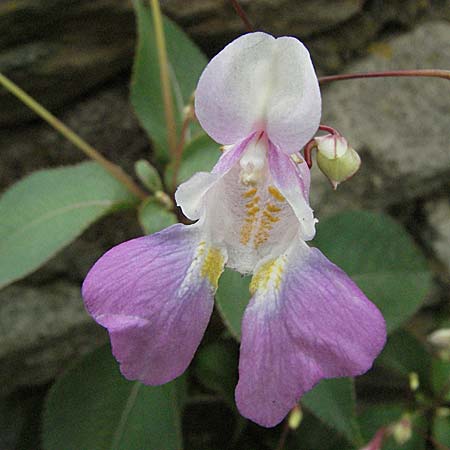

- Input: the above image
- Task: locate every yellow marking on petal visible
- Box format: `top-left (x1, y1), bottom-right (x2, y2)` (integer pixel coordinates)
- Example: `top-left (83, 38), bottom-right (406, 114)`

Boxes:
top-left (263, 211), bottom-right (280, 222)
top-left (268, 185), bottom-right (285, 202)
top-left (200, 247), bottom-right (224, 288)
top-left (250, 258), bottom-right (285, 295)
top-left (266, 203), bottom-right (281, 213)
top-left (243, 188), bottom-right (257, 198)
top-left (245, 196), bottom-right (259, 208)
top-left (240, 188), bottom-right (260, 245)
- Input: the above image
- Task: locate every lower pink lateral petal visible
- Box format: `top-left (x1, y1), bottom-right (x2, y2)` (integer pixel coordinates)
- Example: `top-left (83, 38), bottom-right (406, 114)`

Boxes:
top-left (236, 242), bottom-right (386, 427)
top-left (82, 224), bottom-right (223, 385)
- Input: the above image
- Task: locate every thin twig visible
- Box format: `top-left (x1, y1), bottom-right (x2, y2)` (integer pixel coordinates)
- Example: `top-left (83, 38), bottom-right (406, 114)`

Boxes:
top-left (230, 0), bottom-right (253, 32)
top-left (275, 419), bottom-right (290, 450)
top-left (0, 72), bottom-right (146, 200)
top-left (319, 69), bottom-right (450, 84)
top-left (149, 0), bottom-right (178, 157)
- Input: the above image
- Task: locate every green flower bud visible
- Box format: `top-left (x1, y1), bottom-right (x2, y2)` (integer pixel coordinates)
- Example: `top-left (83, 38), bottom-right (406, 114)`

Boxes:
top-left (134, 159), bottom-right (163, 192)
top-left (315, 134), bottom-right (361, 189)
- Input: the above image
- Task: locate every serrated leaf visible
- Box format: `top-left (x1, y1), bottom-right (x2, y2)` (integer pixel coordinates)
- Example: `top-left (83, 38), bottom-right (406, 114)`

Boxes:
top-left (0, 162), bottom-right (135, 289)
top-left (42, 344), bottom-right (184, 450)
top-left (138, 197), bottom-right (177, 234)
top-left (314, 211), bottom-right (432, 333)
top-left (302, 378), bottom-right (362, 446)
top-left (131, 0), bottom-right (207, 160)
top-left (165, 133), bottom-right (220, 187)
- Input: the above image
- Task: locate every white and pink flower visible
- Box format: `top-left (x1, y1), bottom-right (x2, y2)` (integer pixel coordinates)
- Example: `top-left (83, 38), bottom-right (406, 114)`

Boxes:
top-left (82, 32), bottom-right (386, 427)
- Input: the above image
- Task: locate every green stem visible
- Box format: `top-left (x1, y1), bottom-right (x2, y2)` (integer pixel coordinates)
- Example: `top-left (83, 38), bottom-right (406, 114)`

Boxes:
top-left (149, 0), bottom-right (178, 158)
top-left (0, 73), bottom-right (147, 200)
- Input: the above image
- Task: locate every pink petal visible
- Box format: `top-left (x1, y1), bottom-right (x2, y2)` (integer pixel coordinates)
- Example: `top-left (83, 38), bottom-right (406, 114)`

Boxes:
top-left (267, 142), bottom-right (316, 240)
top-left (175, 133), bottom-right (255, 221)
top-left (235, 241), bottom-right (386, 427)
top-left (82, 224), bottom-right (225, 385)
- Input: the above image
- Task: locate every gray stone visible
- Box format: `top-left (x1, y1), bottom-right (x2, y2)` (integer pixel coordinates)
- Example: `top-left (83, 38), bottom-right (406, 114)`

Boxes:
top-left (312, 21), bottom-right (450, 216)
top-left (163, 0), bottom-right (363, 40)
top-left (0, 0), bottom-right (136, 126)
top-left (0, 281), bottom-right (106, 396)
top-left (0, 82), bottom-right (150, 191)
top-left (424, 194), bottom-right (450, 276)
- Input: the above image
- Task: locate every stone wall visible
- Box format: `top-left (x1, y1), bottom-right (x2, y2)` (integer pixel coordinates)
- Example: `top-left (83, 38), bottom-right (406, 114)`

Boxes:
top-left (0, 0), bottom-right (449, 438)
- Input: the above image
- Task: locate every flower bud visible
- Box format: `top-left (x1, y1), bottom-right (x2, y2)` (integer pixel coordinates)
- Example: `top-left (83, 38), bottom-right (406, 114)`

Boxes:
top-left (390, 414), bottom-right (412, 445)
top-left (315, 134), bottom-right (361, 189)
top-left (409, 372), bottom-right (419, 391)
top-left (288, 405), bottom-right (303, 429)
top-left (428, 328), bottom-right (450, 350)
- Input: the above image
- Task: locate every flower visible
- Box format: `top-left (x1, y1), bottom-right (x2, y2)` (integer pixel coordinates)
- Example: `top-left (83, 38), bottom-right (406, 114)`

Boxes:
top-left (82, 32), bottom-right (386, 427)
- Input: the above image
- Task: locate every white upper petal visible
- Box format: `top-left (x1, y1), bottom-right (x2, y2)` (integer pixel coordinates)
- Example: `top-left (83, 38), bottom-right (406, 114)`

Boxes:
top-left (265, 36), bottom-right (321, 153)
top-left (195, 32), bottom-right (321, 152)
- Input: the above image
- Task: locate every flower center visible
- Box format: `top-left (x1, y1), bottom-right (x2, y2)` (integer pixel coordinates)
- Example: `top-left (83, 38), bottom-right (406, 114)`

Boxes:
top-left (239, 135), bottom-right (268, 186)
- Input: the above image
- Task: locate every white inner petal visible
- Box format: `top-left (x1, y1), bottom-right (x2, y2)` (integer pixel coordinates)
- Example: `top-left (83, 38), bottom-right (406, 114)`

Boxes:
top-left (205, 137), bottom-right (301, 273)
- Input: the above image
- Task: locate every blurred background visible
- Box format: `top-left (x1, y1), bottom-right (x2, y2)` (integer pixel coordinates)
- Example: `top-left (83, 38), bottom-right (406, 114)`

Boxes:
top-left (0, 1), bottom-right (449, 449)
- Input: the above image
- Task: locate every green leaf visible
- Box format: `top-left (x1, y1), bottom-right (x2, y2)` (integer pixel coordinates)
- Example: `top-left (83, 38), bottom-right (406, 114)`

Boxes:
top-left (131, 0), bottom-right (207, 160)
top-left (376, 329), bottom-right (431, 388)
top-left (288, 412), bottom-right (353, 450)
top-left (432, 410), bottom-right (450, 447)
top-left (138, 197), bottom-right (177, 234)
top-left (314, 210), bottom-right (432, 333)
top-left (431, 358), bottom-right (450, 401)
top-left (193, 340), bottom-right (238, 408)
top-left (302, 378), bottom-right (362, 446)
top-left (135, 159), bottom-right (163, 192)
top-left (359, 405), bottom-right (426, 450)
top-left (215, 268), bottom-right (251, 341)
top-left (165, 133), bottom-right (220, 186)
top-left (42, 344), bottom-right (184, 450)
top-left (0, 162), bottom-right (135, 289)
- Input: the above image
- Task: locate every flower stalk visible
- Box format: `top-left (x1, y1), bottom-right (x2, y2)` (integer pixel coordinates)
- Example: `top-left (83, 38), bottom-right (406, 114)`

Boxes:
top-left (230, 0), bottom-right (253, 32)
top-left (319, 69), bottom-right (450, 84)
top-left (0, 72), bottom-right (147, 200)
top-left (149, 0), bottom-right (178, 158)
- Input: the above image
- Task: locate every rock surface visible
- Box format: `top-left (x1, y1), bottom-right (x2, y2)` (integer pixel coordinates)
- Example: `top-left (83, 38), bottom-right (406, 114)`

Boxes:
top-left (424, 195), bottom-right (450, 277)
top-left (2, 0), bottom-right (447, 124)
top-left (311, 21), bottom-right (450, 216)
top-left (0, 1), bottom-right (449, 402)
top-left (0, 281), bottom-right (106, 396)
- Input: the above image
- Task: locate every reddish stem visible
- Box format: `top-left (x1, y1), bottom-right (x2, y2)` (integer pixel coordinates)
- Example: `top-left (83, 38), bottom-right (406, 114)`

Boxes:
top-left (319, 69), bottom-right (450, 84)
top-left (230, 0), bottom-right (253, 32)
top-left (362, 427), bottom-right (387, 450)
top-left (318, 124), bottom-right (339, 135)
top-left (303, 139), bottom-right (316, 168)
